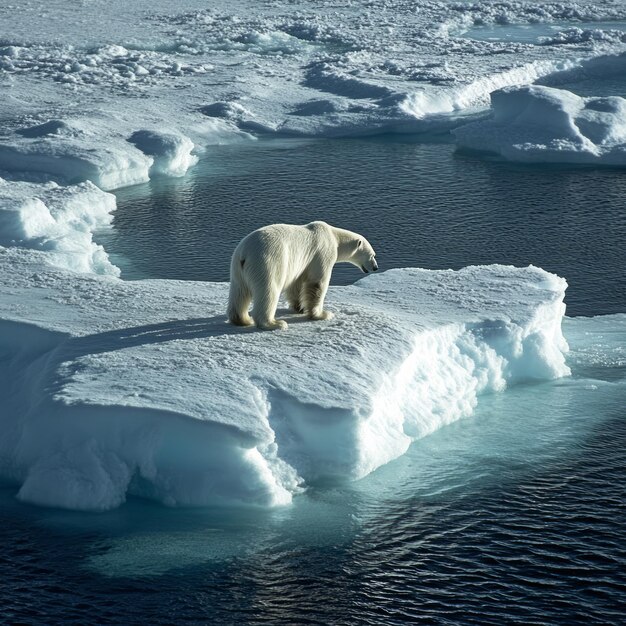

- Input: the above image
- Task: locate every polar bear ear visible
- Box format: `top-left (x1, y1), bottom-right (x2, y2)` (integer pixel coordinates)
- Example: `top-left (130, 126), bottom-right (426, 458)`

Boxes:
top-left (350, 239), bottom-right (362, 255)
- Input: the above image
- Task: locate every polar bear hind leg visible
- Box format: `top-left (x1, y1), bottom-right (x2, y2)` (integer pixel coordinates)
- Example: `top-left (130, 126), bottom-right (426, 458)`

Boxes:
top-left (251, 278), bottom-right (288, 330)
top-left (303, 275), bottom-right (334, 321)
top-left (227, 262), bottom-right (254, 327)
top-left (285, 277), bottom-right (305, 313)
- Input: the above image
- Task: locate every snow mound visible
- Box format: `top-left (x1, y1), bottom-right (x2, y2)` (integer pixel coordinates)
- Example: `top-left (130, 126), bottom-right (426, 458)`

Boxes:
top-left (454, 84), bottom-right (626, 165)
top-left (0, 122), bottom-right (153, 191)
top-left (0, 250), bottom-right (569, 511)
top-left (129, 130), bottom-right (198, 178)
top-left (0, 116), bottom-right (208, 190)
top-left (0, 178), bottom-right (118, 275)
top-left (539, 27), bottom-right (626, 46)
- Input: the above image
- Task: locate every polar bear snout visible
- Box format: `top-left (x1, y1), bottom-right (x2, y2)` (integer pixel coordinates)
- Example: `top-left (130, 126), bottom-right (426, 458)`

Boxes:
top-left (360, 255), bottom-right (378, 273)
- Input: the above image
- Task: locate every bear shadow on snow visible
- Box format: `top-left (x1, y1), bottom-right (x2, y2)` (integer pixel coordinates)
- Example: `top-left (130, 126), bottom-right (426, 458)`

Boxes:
top-left (64, 310), bottom-right (313, 360)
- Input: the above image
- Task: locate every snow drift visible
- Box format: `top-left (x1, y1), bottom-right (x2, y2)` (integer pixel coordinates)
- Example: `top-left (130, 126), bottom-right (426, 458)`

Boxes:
top-left (454, 84), bottom-right (626, 165)
top-left (0, 117), bottom-right (203, 191)
top-left (0, 248), bottom-right (569, 511)
top-left (0, 177), bottom-right (118, 275)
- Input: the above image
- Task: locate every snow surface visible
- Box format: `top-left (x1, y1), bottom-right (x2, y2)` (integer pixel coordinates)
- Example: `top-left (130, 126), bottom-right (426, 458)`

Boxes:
top-left (454, 81), bottom-right (626, 164)
top-left (0, 246), bottom-right (569, 511)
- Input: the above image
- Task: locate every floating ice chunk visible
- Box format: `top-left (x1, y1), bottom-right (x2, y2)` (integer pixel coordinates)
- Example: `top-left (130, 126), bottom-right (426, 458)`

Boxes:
top-left (0, 115), bottom-right (220, 190)
top-left (0, 178), bottom-right (118, 275)
top-left (0, 252), bottom-right (569, 511)
top-left (129, 130), bottom-right (198, 178)
top-left (454, 84), bottom-right (626, 165)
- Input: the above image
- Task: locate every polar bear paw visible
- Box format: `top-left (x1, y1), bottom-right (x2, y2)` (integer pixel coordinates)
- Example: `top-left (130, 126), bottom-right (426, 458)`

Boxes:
top-left (258, 319), bottom-right (289, 331)
top-left (309, 310), bottom-right (334, 321)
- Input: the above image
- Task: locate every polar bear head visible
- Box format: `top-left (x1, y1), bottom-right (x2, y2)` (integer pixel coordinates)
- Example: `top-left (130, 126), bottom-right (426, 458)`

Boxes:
top-left (349, 236), bottom-right (378, 274)
top-left (329, 224), bottom-right (378, 273)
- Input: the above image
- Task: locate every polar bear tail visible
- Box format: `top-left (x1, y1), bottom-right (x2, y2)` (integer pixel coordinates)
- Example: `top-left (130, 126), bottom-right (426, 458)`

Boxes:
top-left (227, 253), bottom-right (254, 326)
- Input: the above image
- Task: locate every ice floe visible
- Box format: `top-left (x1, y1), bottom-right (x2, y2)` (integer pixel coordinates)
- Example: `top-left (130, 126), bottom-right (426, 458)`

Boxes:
top-left (0, 178), bottom-right (118, 275)
top-left (0, 115), bottom-right (214, 190)
top-left (129, 130), bottom-right (198, 178)
top-left (0, 247), bottom-right (569, 510)
top-left (454, 84), bottom-right (626, 165)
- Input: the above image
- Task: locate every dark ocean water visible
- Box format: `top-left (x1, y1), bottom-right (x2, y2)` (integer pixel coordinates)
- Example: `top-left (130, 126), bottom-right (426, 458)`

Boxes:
top-left (3, 138), bottom-right (625, 624)
top-left (100, 138), bottom-right (626, 316)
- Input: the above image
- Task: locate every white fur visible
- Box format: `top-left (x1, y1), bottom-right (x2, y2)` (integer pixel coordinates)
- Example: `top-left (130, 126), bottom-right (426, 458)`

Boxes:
top-left (227, 221), bottom-right (378, 330)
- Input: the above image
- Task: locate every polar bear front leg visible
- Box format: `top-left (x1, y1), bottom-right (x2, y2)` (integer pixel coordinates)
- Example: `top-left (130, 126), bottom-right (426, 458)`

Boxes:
top-left (304, 274), bottom-right (334, 321)
top-left (251, 282), bottom-right (288, 330)
top-left (285, 279), bottom-right (305, 314)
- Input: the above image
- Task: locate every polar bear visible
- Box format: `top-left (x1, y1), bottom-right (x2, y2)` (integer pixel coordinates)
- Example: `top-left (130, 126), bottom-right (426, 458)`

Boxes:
top-left (227, 221), bottom-right (378, 330)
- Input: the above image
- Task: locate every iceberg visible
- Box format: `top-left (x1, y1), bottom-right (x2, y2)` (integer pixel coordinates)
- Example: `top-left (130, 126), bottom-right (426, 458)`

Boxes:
top-left (0, 247), bottom-right (569, 511)
top-left (453, 84), bottom-right (626, 165)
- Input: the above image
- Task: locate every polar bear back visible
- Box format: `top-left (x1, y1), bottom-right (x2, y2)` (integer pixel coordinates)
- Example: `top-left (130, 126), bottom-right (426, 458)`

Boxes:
top-left (234, 221), bottom-right (336, 286)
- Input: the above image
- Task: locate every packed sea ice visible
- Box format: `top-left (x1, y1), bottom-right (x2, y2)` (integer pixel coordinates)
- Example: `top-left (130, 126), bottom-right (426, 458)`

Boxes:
top-left (1, 0), bottom-right (625, 195)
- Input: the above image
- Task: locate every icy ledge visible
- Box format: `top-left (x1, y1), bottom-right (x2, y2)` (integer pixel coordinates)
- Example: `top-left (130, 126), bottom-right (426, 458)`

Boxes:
top-left (454, 84), bottom-right (626, 166)
top-left (0, 116), bottom-right (243, 191)
top-left (0, 249), bottom-right (569, 511)
top-left (0, 177), bottom-right (118, 275)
